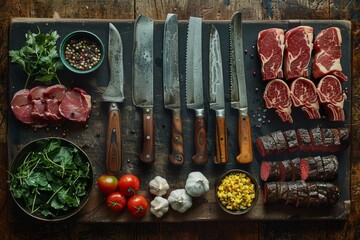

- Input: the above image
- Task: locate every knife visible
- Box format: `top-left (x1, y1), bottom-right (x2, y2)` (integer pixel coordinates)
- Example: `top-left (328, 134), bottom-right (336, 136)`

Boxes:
top-left (163, 13), bottom-right (184, 166)
top-left (230, 12), bottom-right (253, 164)
top-left (209, 24), bottom-right (228, 164)
top-left (186, 17), bottom-right (208, 164)
top-left (102, 23), bottom-right (124, 174)
top-left (132, 15), bottom-right (155, 164)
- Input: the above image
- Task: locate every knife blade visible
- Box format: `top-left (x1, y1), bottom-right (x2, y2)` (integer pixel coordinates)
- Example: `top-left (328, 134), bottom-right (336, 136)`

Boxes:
top-left (163, 13), bottom-right (184, 166)
top-left (186, 16), bottom-right (208, 164)
top-left (209, 24), bottom-right (228, 164)
top-left (102, 23), bottom-right (124, 174)
top-left (230, 12), bottom-right (253, 164)
top-left (132, 15), bottom-right (155, 164)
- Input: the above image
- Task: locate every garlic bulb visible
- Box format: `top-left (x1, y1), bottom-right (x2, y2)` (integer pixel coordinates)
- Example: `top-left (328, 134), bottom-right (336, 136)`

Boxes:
top-left (149, 176), bottom-right (170, 196)
top-left (185, 171), bottom-right (209, 197)
top-left (150, 196), bottom-right (169, 218)
top-left (168, 189), bottom-right (192, 213)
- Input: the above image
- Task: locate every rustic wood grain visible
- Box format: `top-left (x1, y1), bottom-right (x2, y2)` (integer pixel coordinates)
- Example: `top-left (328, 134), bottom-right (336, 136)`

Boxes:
top-left (1, 0), bottom-right (360, 239)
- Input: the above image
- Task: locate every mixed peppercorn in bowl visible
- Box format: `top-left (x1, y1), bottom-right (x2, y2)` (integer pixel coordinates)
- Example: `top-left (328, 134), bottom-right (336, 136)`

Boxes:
top-left (216, 169), bottom-right (259, 215)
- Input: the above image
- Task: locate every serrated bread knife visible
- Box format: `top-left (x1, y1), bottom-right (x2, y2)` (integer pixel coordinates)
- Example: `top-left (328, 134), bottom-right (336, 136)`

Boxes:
top-left (163, 13), bottom-right (184, 165)
top-left (230, 12), bottom-right (253, 164)
top-left (209, 24), bottom-right (228, 164)
top-left (132, 15), bottom-right (155, 164)
top-left (102, 23), bottom-right (124, 174)
top-left (186, 17), bottom-right (208, 164)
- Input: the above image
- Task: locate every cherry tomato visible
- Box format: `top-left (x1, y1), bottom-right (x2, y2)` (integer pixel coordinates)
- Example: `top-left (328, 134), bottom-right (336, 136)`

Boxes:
top-left (118, 174), bottom-right (140, 197)
top-left (127, 194), bottom-right (148, 218)
top-left (106, 192), bottom-right (127, 212)
top-left (97, 174), bottom-right (118, 194)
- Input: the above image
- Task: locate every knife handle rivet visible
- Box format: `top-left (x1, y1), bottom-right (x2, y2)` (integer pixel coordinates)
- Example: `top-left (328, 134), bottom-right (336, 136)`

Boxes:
top-left (146, 116), bottom-right (151, 120)
top-left (146, 108), bottom-right (150, 113)
top-left (146, 136), bottom-right (151, 140)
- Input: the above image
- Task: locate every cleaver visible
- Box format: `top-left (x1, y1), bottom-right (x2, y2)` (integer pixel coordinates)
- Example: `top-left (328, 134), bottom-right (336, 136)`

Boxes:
top-left (102, 23), bottom-right (124, 174)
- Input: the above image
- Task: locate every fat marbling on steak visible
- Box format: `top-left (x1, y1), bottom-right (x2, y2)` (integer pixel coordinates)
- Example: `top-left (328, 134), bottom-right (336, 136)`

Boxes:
top-left (257, 28), bottom-right (285, 81)
top-left (312, 27), bottom-right (347, 82)
top-left (290, 77), bottom-right (321, 119)
top-left (317, 75), bottom-right (347, 121)
top-left (284, 26), bottom-right (313, 80)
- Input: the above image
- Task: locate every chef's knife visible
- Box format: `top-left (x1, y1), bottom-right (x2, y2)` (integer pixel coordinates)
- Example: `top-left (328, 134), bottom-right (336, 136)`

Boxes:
top-left (102, 23), bottom-right (124, 174)
top-left (209, 24), bottom-right (228, 164)
top-left (132, 15), bottom-right (155, 164)
top-left (186, 17), bottom-right (208, 164)
top-left (230, 12), bottom-right (253, 164)
top-left (163, 13), bottom-right (184, 166)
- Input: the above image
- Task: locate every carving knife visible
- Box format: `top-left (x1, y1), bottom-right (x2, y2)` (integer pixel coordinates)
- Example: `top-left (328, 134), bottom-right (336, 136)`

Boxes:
top-left (230, 12), bottom-right (253, 164)
top-left (132, 15), bottom-right (155, 164)
top-left (163, 13), bottom-right (184, 165)
top-left (102, 23), bottom-right (124, 174)
top-left (209, 24), bottom-right (228, 164)
top-left (186, 17), bottom-right (208, 164)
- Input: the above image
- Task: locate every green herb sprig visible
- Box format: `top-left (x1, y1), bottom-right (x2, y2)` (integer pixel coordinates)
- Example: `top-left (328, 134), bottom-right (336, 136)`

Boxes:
top-left (9, 28), bottom-right (63, 88)
top-left (8, 139), bottom-right (91, 218)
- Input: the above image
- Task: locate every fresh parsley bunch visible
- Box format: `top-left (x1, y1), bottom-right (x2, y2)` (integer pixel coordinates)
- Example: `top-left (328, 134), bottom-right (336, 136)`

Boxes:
top-left (9, 28), bottom-right (63, 88)
top-left (8, 139), bottom-right (91, 218)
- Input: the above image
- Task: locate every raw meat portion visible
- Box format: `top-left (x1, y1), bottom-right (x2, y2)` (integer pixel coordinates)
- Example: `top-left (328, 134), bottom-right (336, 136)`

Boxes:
top-left (290, 77), bottom-right (321, 119)
top-left (43, 84), bottom-right (67, 100)
top-left (263, 181), bottom-right (340, 207)
top-left (59, 88), bottom-right (92, 124)
top-left (263, 79), bottom-right (293, 123)
top-left (257, 28), bottom-right (285, 81)
top-left (43, 84), bottom-right (67, 122)
top-left (10, 89), bottom-right (34, 124)
top-left (284, 26), bottom-right (313, 80)
top-left (312, 27), bottom-right (347, 81)
top-left (29, 86), bottom-right (48, 122)
top-left (256, 127), bottom-right (350, 157)
top-left (317, 75), bottom-right (347, 121)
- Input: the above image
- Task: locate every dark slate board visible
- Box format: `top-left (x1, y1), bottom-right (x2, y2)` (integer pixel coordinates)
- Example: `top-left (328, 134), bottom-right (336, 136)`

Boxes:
top-left (7, 18), bottom-right (351, 222)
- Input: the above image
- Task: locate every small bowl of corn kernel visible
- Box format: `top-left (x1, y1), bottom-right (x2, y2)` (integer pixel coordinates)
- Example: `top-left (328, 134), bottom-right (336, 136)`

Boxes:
top-left (215, 169), bottom-right (259, 215)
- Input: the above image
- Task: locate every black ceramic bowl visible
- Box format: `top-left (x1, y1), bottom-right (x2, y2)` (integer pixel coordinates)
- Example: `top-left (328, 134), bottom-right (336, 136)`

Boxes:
top-left (59, 30), bottom-right (104, 74)
top-left (215, 169), bottom-right (259, 215)
top-left (8, 137), bottom-right (94, 221)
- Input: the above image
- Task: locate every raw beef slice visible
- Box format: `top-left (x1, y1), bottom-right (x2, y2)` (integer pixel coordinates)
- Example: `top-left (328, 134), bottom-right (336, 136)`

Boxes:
top-left (59, 88), bottom-right (92, 124)
top-left (257, 28), bottom-right (285, 81)
top-left (11, 89), bottom-right (34, 124)
top-left (312, 27), bottom-right (347, 81)
top-left (317, 75), bottom-right (347, 121)
top-left (263, 79), bottom-right (293, 123)
top-left (290, 77), bottom-right (321, 119)
top-left (284, 26), bottom-right (313, 80)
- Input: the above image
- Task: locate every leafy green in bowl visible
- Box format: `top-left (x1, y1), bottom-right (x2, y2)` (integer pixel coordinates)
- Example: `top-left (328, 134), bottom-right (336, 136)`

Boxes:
top-left (8, 138), bottom-right (93, 221)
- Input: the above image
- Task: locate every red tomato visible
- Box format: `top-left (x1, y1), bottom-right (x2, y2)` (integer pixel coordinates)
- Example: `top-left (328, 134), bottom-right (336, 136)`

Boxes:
top-left (106, 192), bottom-right (127, 212)
top-left (97, 174), bottom-right (118, 194)
top-left (127, 194), bottom-right (148, 218)
top-left (118, 174), bottom-right (140, 197)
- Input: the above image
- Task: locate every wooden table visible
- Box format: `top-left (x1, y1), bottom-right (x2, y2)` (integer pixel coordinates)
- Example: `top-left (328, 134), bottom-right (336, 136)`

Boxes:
top-left (1, 0), bottom-right (359, 239)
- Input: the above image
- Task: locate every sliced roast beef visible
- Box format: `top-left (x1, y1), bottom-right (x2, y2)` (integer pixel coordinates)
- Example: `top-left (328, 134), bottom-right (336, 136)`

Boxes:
top-left (297, 128), bottom-right (312, 152)
top-left (270, 130), bottom-right (287, 154)
top-left (261, 161), bottom-right (282, 181)
top-left (283, 129), bottom-right (299, 152)
top-left (309, 127), bottom-right (324, 151)
top-left (11, 89), bottom-right (34, 125)
top-left (284, 26), bottom-right (313, 80)
top-left (257, 28), bottom-right (285, 81)
top-left (312, 27), bottom-right (347, 82)
top-left (321, 155), bottom-right (339, 180)
top-left (263, 79), bottom-right (293, 123)
top-left (280, 160), bottom-right (294, 181)
top-left (317, 75), bottom-right (346, 121)
top-left (59, 88), bottom-right (92, 124)
top-left (291, 157), bottom-right (302, 181)
top-left (300, 156), bottom-right (318, 180)
top-left (256, 135), bottom-right (277, 157)
top-left (290, 77), bottom-right (321, 119)
top-left (263, 181), bottom-right (340, 207)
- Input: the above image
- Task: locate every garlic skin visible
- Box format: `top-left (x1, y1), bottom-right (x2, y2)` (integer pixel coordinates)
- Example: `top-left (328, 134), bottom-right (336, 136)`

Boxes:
top-left (150, 196), bottom-right (169, 218)
top-left (149, 176), bottom-right (170, 196)
top-left (168, 189), bottom-right (192, 213)
top-left (185, 171), bottom-right (210, 197)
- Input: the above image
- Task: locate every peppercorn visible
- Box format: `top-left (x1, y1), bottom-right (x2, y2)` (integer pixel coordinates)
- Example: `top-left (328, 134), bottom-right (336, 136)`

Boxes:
top-left (64, 37), bottom-right (102, 70)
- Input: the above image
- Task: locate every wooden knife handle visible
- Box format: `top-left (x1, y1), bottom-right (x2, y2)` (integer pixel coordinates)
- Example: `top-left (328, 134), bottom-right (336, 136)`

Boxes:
top-left (139, 108), bottom-right (155, 164)
top-left (192, 115), bottom-right (208, 164)
top-left (106, 103), bottom-right (122, 174)
top-left (214, 116), bottom-right (228, 164)
top-left (169, 111), bottom-right (184, 165)
top-left (236, 115), bottom-right (253, 164)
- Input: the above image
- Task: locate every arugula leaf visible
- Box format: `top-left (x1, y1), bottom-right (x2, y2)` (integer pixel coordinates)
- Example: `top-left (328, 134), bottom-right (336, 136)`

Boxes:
top-left (9, 28), bottom-right (63, 87)
top-left (8, 139), bottom-right (91, 218)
